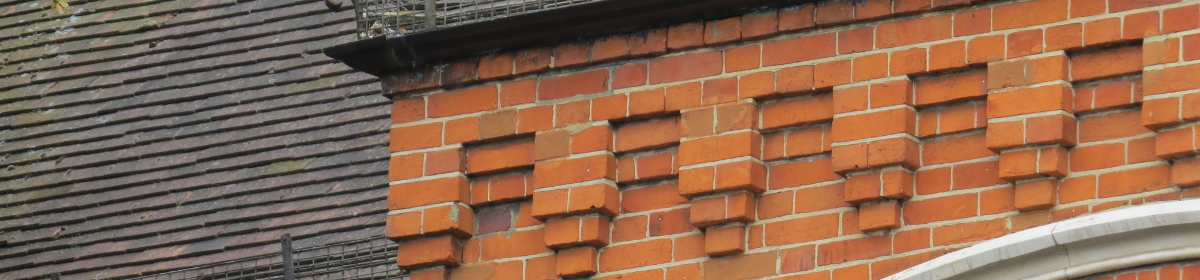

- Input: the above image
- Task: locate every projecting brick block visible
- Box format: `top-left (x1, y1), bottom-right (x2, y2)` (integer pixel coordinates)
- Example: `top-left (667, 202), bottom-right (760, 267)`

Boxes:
top-left (859, 201), bottom-right (901, 232)
top-left (1015, 179), bottom-right (1057, 211)
top-left (557, 247), bottom-right (598, 277)
top-left (705, 225), bottom-right (747, 256)
top-left (691, 192), bottom-right (756, 227)
top-left (388, 177), bottom-right (471, 210)
top-left (397, 236), bottom-right (462, 269)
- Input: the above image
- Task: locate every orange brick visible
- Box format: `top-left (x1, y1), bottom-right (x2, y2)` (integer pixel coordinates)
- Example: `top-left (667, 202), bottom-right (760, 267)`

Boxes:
top-left (795, 183), bottom-right (852, 213)
top-left (778, 65), bottom-right (815, 94)
top-left (467, 140), bottom-right (535, 174)
top-left (1098, 164), bottom-right (1172, 198)
top-left (397, 236), bottom-right (462, 269)
top-left (968, 35), bottom-right (1006, 64)
top-left (903, 193), bottom-right (978, 225)
top-left (1085, 18), bottom-right (1123, 46)
top-left (930, 41), bottom-right (967, 71)
top-left (831, 108), bottom-right (916, 142)
top-left (1123, 11), bottom-right (1161, 39)
top-left (705, 225), bottom-right (747, 256)
top-left (650, 51), bottom-right (723, 84)
top-left (891, 47), bottom-right (927, 76)
top-left (1046, 23), bottom-right (1083, 52)
top-left (532, 155), bottom-right (617, 188)
top-left (763, 33), bottom-right (837, 66)
top-left (993, 0), bottom-right (1068, 30)
top-left (389, 177), bottom-right (471, 209)
top-left (557, 247), bottom-right (598, 277)
top-left (1015, 179), bottom-right (1057, 211)
top-left (761, 94), bottom-right (834, 130)
top-left (678, 131), bottom-right (762, 165)
top-left (598, 239), bottom-right (673, 272)
top-left (1007, 29), bottom-right (1044, 58)
top-left (987, 84), bottom-right (1073, 118)
top-left (1071, 46), bottom-right (1143, 81)
top-left (429, 85), bottom-right (499, 118)
top-left (853, 53), bottom-right (890, 82)
top-left (818, 235), bottom-right (891, 266)
top-left (876, 15), bottom-right (953, 48)
top-left (932, 218), bottom-right (1007, 246)
top-left (859, 201), bottom-right (901, 232)
top-left (765, 214), bottom-right (840, 246)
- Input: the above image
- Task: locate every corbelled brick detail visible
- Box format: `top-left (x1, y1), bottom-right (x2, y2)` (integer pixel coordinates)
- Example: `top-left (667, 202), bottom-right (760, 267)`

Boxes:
top-left (381, 0), bottom-right (1200, 279)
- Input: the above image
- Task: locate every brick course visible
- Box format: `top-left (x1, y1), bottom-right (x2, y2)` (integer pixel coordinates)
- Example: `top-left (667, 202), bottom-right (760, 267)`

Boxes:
top-left (380, 0), bottom-right (1200, 279)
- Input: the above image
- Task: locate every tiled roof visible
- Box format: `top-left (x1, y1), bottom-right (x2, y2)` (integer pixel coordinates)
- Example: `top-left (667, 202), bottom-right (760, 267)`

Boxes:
top-left (0, 0), bottom-right (390, 279)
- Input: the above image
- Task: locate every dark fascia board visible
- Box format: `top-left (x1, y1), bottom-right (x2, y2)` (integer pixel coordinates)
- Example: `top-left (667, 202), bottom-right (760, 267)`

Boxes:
top-left (324, 0), bottom-right (823, 77)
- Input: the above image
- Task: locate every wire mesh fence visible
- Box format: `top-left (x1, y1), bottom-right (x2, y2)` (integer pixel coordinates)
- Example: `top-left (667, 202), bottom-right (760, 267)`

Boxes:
top-left (353, 0), bottom-right (602, 38)
top-left (125, 235), bottom-right (404, 280)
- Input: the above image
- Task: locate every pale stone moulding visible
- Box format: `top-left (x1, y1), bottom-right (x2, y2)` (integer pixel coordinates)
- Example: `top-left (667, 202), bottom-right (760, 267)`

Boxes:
top-left (884, 200), bottom-right (1200, 280)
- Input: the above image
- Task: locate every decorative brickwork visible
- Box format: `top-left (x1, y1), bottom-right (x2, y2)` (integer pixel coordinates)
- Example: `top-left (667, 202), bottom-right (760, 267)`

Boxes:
top-left (381, 0), bottom-right (1200, 279)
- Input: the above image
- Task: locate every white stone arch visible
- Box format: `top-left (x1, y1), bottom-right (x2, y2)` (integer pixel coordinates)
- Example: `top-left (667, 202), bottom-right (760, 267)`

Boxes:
top-left (883, 200), bottom-right (1200, 280)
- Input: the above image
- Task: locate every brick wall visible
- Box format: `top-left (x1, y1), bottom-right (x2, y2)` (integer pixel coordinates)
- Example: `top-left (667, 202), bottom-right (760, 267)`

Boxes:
top-left (379, 0), bottom-right (1200, 279)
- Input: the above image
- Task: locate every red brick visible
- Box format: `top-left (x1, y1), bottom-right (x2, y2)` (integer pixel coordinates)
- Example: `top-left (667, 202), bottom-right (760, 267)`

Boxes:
top-left (876, 15), bottom-right (953, 49)
top-left (1124, 11), bottom-right (1161, 39)
top-left (479, 53), bottom-right (515, 80)
top-left (552, 101), bottom-right (589, 128)
top-left (668, 22), bottom-right (705, 50)
top-left (479, 109), bottom-right (518, 139)
top-left (953, 161), bottom-right (1003, 190)
top-left (891, 47), bottom-right (928, 76)
top-left (830, 108), bottom-right (916, 142)
top-left (993, 0), bottom-right (1068, 30)
top-left (1110, 0), bottom-right (1179, 12)
top-left (780, 245), bottom-right (817, 273)
top-left (703, 77), bottom-right (739, 105)
top-left (551, 43), bottom-right (589, 68)
top-left (853, 53), bottom-right (890, 82)
top-left (778, 65), bottom-right (816, 94)
top-left (593, 36), bottom-right (630, 62)
top-left (704, 17), bottom-right (742, 45)
top-left (613, 63), bottom-right (647, 89)
top-left (765, 214), bottom-right (840, 246)
top-left (922, 133), bottom-right (995, 165)
top-left (763, 33), bottom-right (837, 66)
top-left (1164, 5), bottom-right (1200, 33)
top-left (621, 183), bottom-right (688, 213)
top-left (598, 239), bottom-right (673, 272)
top-left (932, 218), bottom-right (1007, 245)
top-left (815, 0), bottom-right (854, 25)
top-left (501, 79), bottom-right (537, 106)
top-left (914, 70), bottom-right (987, 106)
top-left (532, 155), bottom-right (617, 188)
top-left (1173, 157), bottom-right (1200, 187)
top-left (969, 35), bottom-right (1006, 64)
top-left (1015, 179), bottom-right (1057, 211)
top-left (839, 27), bottom-right (874, 55)
top-left (702, 252), bottom-right (777, 280)
top-left (903, 193), bottom-right (978, 225)
top-left (386, 212), bottom-right (422, 240)
top-left (649, 51), bottom-right (723, 84)
top-left (391, 123), bottom-right (442, 152)
top-left (930, 41), bottom-right (967, 72)
top-left (389, 154), bottom-right (423, 182)
top-left (615, 118), bottom-right (681, 153)
top-left (705, 225), bottom-right (746, 256)
top-left (592, 95), bottom-right (627, 121)
top-left (742, 10), bottom-right (779, 39)
top-left (1085, 18), bottom-right (1123, 46)
top-left (859, 201), bottom-right (901, 232)
top-left (516, 47), bottom-right (553, 74)
top-left (629, 88), bottom-right (666, 117)
top-left (1080, 110), bottom-right (1153, 143)
top-left (570, 125), bottom-right (613, 154)
top-left (397, 236), bottom-right (462, 268)
top-left (389, 177), bottom-right (471, 209)
top-left (740, 71), bottom-right (776, 98)
top-left (779, 4), bottom-right (816, 31)
top-left (678, 131), bottom-right (761, 165)
top-left (630, 28), bottom-right (668, 56)
top-left (987, 84), bottom-right (1072, 118)
top-left (815, 59), bottom-right (852, 89)
top-left (1007, 29), bottom-right (1043, 58)
top-left (539, 69), bottom-right (610, 101)
top-left (429, 86), bottom-right (499, 118)
top-left (1046, 24), bottom-right (1083, 52)
top-left (425, 148), bottom-right (465, 175)
top-left (726, 45), bottom-right (761, 73)
top-left (761, 94), bottom-right (834, 130)
top-left (817, 235), bottom-right (891, 265)
top-left (1071, 46), bottom-right (1143, 81)
top-left (770, 158), bottom-right (842, 190)
top-left (1098, 164), bottom-right (1172, 198)
top-left (955, 8), bottom-right (991, 36)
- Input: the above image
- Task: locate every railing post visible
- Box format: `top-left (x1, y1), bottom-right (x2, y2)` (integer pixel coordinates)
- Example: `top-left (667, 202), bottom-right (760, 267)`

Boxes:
top-left (281, 234), bottom-right (296, 280)
top-left (424, 0), bottom-right (436, 29)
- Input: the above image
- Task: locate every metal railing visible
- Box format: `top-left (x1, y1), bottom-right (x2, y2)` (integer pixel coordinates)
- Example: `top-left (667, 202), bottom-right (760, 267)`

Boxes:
top-left (124, 235), bottom-right (405, 280)
top-left (353, 0), bottom-right (602, 38)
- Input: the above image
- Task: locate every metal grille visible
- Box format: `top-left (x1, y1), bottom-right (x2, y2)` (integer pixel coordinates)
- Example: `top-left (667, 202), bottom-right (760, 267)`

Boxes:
top-left (125, 235), bottom-right (405, 280)
top-left (353, 0), bottom-right (601, 38)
